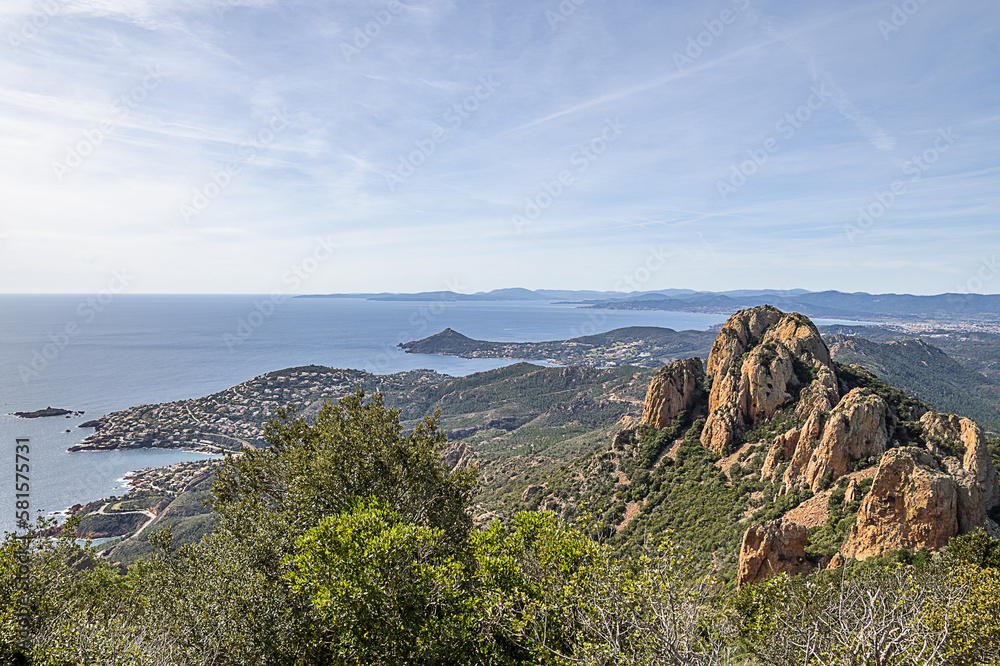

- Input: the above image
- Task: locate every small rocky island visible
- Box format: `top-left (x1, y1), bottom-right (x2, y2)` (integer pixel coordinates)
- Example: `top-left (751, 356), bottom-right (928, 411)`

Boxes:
top-left (12, 407), bottom-right (83, 419)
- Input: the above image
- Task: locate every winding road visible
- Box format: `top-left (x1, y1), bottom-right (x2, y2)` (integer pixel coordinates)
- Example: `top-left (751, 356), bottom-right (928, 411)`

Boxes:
top-left (92, 502), bottom-right (158, 551)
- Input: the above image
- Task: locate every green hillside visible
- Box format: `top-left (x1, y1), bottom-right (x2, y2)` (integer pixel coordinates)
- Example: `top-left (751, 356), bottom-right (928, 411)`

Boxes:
top-left (829, 335), bottom-right (1000, 432)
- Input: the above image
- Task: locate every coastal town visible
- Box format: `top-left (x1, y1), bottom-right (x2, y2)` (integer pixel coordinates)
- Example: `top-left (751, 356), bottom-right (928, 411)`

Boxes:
top-left (65, 364), bottom-right (451, 453)
top-left (69, 365), bottom-right (381, 452)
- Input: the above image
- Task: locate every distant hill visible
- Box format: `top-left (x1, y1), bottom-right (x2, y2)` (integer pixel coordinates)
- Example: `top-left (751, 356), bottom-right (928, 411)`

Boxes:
top-left (819, 326), bottom-right (1000, 382)
top-left (93, 362), bottom-right (658, 562)
top-left (400, 326), bottom-right (1000, 431)
top-left (295, 288), bottom-right (1000, 326)
top-left (399, 326), bottom-right (716, 368)
top-left (828, 335), bottom-right (1000, 432)
top-left (589, 291), bottom-right (1000, 324)
top-left (399, 328), bottom-right (487, 355)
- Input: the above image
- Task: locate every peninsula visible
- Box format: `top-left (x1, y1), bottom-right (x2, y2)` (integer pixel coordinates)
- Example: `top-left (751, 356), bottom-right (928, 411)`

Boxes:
top-left (399, 326), bottom-right (717, 368)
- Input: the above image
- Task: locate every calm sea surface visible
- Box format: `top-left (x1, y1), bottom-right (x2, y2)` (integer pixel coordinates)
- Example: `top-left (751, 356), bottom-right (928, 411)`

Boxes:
top-left (0, 295), bottom-right (854, 533)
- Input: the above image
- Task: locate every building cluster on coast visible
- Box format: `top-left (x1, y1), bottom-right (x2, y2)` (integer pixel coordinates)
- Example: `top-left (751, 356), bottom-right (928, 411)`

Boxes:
top-left (123, 459), bottom-right (221, 495)
top-left (71, 366), bottom-right (375, 453)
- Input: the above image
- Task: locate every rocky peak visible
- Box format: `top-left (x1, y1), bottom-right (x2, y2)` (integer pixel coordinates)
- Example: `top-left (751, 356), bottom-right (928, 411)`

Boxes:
top-left (920, 411), bottom-right (1000, 534)
top-left (705, 305), bottom-right (785, 376)
top-left (641, 357), bottom-right (705, 429)
top-left (641, 306), bottom-right (1000, 588)
top-left (700, 307), bottom-right (836, 455)
top-left (843, 477), bottom-right (862, 505)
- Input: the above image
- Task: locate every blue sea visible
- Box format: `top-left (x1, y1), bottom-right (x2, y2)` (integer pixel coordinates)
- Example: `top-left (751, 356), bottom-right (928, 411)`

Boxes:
top-left (0, 294), bottom-right (857, 534)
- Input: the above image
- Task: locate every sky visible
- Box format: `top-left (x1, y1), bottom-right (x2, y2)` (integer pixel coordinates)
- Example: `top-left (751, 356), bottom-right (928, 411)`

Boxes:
top-left (0, 0), bottom-right (997, 295)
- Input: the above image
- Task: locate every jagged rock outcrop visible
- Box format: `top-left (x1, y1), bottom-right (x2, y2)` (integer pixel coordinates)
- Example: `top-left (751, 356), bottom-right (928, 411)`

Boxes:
top-left (737, 518), bottom-right (812, 589)
top-left (837, 448), bottom-right (958, 561)
top-left (441, 441), bottom-right (475, 472)
top-left (760, 427), bottom-right (801, 481)
top-left (920, 412), bottom-right (1000, 533)
top-left (759, 388), bottom-right (888, 495)
top-left (920, 411), bottom-right (966, 444)
top-left (641, 357), bottom-right (705, 429)
top-left (700, 406), bottom-right (743, 455)
top-left (521, 485), bottom-right (543, 503)
top-left (843, 477), bottom-right (862, 505)
top-left (701, 307), bottom-right (836, 455)
top-left (641, 306), bottom-right (1000, 586)
top-left (802, 389), bottom-right (891, 491)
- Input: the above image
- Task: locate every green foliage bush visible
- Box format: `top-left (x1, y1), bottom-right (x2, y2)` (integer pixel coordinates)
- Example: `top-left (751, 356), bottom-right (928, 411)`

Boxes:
top-left (6, 384), bottom-right (1000, 665)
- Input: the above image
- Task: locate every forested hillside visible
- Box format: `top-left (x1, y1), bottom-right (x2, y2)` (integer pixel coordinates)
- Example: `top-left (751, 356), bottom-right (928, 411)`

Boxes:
top-left (828, 335), bottom-right (1000, 432)
top-left (8, 307), bottom-right (1000, 664)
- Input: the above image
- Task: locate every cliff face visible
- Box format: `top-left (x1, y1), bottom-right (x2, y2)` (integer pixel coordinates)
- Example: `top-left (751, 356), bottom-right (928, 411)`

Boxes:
top-left (836, 448), bottom-right (959, 562)
top-left (641, 357), bottom-right (705, 429)
top-left (802, 388), bottom-right (891, 492)
top-left (700, 306), bottom-right (837, 455)
top-left (824, 411), bottom-right (1000, 569)
top-left (921, 412), bottom-right (1000, 534)
top-left (640, 305), bottom-right (1000, 589)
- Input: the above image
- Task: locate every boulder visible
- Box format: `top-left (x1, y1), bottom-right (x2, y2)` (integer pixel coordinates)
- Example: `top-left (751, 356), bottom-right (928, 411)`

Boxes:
top-left (737, 518), bottom-right (812, 588)
top-left (843, 477), bottom-right (862, 506)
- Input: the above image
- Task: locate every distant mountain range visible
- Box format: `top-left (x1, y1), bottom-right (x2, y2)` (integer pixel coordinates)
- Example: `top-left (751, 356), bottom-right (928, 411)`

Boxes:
top-left (296, 288), bottom-right (815, 302)
top-left (297, 288), bottom-right (698, 301)
top-left (297, 289), bottom-right (1000, 323)
top-left (584, 291), bottom-right (1000, 322)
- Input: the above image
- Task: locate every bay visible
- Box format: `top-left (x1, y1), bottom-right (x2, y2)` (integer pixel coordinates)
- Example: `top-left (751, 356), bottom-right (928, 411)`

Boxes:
top-left (0, 294), bottom-right (855, 534)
